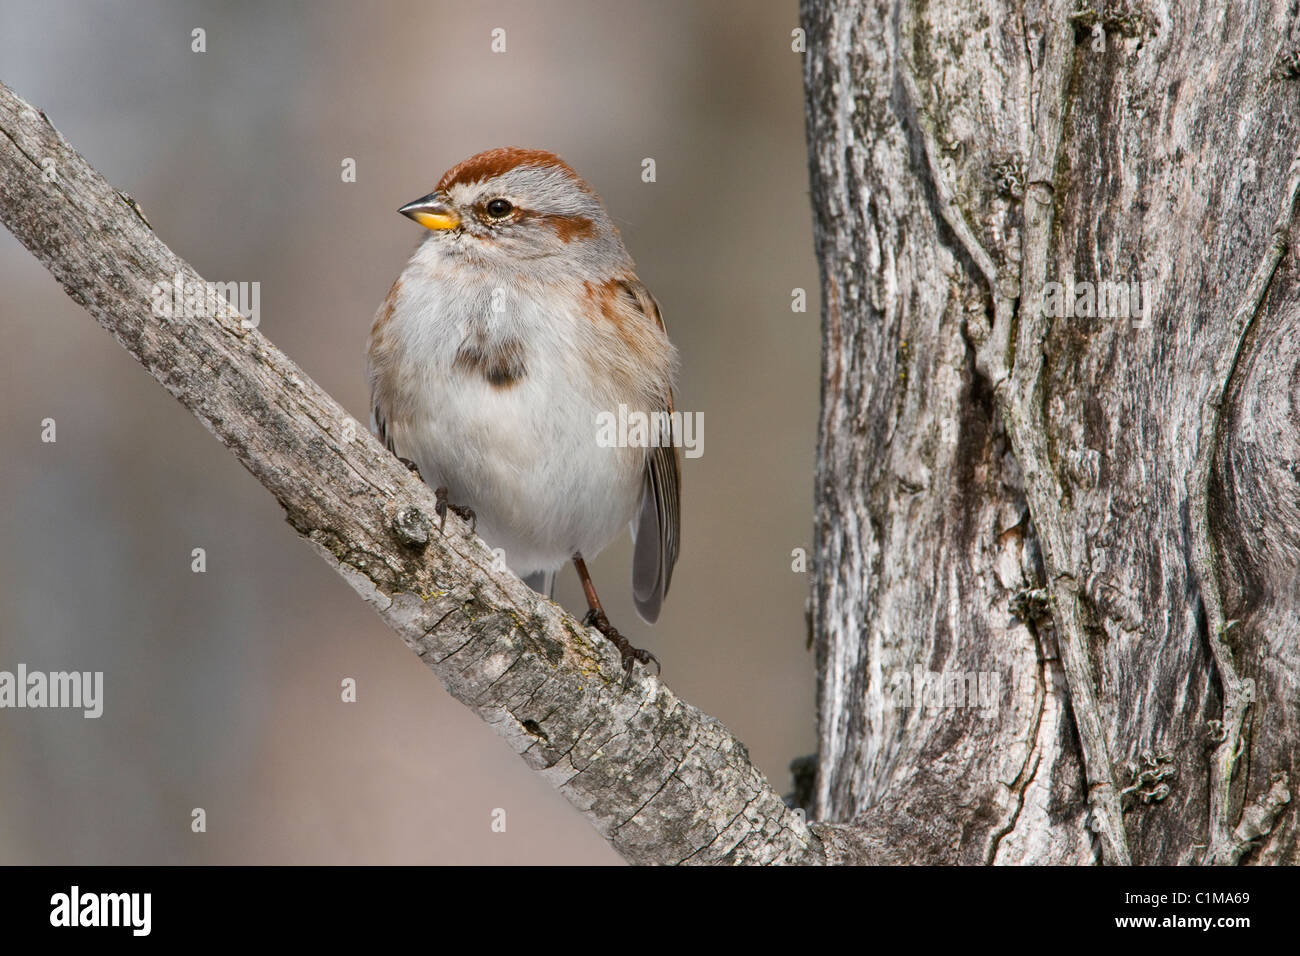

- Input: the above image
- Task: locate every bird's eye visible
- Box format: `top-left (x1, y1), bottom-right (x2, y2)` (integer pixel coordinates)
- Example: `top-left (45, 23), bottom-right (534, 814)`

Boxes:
top-left (485, 198), bottom-right (514, 219)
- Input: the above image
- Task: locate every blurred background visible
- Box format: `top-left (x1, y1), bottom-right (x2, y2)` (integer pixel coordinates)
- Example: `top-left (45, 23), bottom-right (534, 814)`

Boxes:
top-left (0, 0), bottom-right (819, 863)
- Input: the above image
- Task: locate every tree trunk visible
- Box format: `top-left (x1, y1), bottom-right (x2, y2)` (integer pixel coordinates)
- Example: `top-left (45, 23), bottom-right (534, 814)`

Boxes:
top-left (802, 0), bottom-right (1297, 864)
top-left (7, 0), bottom-right (1299, 865)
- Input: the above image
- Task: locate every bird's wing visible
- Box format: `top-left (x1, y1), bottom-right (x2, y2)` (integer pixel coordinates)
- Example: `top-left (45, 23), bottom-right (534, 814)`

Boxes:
top-left (522, 570), bottom-right (557, 599)
top-left (371, 401), bottom-right (395, 454)
top-left (368, 279), bottom-right (402, 456)
top-left (621, 279), bottom-right (681, 624)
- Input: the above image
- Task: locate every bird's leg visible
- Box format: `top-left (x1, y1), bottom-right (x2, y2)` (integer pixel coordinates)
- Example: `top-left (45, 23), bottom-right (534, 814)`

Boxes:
top-left (394, 458), bottom-right (474, 534)
top-left (433, 486), bottom-right (476, 534)
top-left (573, 552), bottom-right (659, 688)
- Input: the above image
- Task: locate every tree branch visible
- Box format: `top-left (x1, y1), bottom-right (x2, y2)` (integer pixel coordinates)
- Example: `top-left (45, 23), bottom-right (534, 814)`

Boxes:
top-left (0, 79), bottom-right (826, 866)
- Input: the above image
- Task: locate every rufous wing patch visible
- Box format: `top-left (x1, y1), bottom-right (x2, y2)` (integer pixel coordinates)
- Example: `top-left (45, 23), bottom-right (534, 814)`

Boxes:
top-left (578, 275), bottom-right (676, 410)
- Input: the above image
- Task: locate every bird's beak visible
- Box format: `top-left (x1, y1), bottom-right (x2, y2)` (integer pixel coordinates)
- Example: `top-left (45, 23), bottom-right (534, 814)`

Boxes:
top-left (398, 192), bottom-right (461, 231)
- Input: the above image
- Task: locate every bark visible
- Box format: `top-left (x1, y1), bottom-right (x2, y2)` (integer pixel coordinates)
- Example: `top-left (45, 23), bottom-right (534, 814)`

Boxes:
top-left (803, 0), bottom-right (1298, 864)
top-left (0, 80), bottom-right (823, 866)
top-left (8, 0), bottom-right (1298, 867)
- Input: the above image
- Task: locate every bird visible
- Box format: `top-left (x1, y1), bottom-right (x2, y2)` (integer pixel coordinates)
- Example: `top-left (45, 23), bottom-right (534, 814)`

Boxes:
top-left (367, 147), bottom-right (680, 681)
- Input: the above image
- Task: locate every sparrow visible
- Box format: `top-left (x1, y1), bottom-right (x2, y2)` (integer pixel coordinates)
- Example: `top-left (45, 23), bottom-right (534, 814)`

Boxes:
top-left (367, 147), bottom-right (680, 681)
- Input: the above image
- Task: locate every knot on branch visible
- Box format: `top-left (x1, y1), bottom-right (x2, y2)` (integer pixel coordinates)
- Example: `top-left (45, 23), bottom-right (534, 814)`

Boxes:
top-left (392, 505), bottom-right (432, 550)
top-left (1009, 587), bottom-right (1053, 627)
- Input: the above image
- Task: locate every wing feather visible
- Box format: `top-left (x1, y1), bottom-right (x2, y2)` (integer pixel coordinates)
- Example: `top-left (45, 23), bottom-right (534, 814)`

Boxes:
top-left (621, 279), bottom-right (681, 623)
top-left (368, 280), bottom-right (402, 456)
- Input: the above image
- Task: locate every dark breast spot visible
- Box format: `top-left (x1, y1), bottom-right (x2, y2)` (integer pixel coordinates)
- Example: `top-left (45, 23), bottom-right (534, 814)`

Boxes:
top-left (453, 336), bottom-right (527, 388)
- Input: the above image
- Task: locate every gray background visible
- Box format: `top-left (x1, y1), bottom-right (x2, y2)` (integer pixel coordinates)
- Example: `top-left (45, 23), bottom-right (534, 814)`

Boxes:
top-left (0, 0), bottom-right (820, 863)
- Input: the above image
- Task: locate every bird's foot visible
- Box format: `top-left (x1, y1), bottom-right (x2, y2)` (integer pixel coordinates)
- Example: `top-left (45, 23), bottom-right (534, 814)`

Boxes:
top-left (433, 486), bottom-right (476, 535)
top-left (397, 456), bottom-right (423, 479)
top-left (583, 609), bottom-right (660, 688)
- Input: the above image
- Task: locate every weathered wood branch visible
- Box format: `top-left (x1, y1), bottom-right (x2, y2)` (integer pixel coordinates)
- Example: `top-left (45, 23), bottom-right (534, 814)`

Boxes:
top-left (0, 80), bottom-right (827, 866)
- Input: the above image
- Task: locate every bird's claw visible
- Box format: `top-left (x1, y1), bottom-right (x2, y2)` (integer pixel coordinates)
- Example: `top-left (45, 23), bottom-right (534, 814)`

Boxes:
top-left (433, 486), bottom-right (476, 535)
top-left (583, 609), bottom-right (660, 689)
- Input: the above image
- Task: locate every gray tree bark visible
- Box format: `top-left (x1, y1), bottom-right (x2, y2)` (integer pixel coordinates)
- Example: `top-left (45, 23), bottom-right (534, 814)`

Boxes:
top-left (803, 0), bottom-right (1297, 864)
top-left (7, 0), bottom-right (1298, 866)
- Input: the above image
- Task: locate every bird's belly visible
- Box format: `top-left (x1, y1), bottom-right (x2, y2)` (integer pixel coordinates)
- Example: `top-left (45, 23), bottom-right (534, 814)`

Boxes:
top-left (393, 371), bottom-right (644, 574)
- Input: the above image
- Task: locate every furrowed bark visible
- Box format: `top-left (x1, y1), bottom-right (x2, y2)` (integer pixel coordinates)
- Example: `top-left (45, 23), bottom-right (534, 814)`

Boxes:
top-left (803, 0), bottom-right (1298, 865)
top-left (10, 0), bottom-right (1300, 867)
top-left (0, 80), bottom-right (825, 866)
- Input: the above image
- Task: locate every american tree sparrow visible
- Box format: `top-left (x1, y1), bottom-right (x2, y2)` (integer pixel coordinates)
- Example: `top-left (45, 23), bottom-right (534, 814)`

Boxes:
top-left (367, 148), bottom-right (681, 680)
